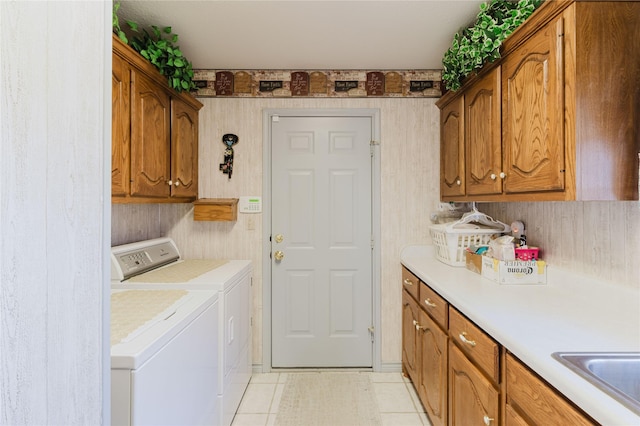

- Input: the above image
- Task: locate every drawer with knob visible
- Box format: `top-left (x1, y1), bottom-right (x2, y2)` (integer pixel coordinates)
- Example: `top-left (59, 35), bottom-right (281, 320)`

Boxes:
top-left (449, 307), bottom-right (500, 383)
top-left (419, 281), bottom-right (448, 329)
top-left (402, 266), bottom-right (420, 301)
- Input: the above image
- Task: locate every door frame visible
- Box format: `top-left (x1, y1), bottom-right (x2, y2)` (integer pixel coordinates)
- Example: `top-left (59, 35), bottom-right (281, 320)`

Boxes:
top-left (261, 108), bottom-right (381, 372)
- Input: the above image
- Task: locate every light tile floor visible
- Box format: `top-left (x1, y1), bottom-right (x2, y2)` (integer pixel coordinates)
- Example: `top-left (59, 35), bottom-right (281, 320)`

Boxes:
top-left (231, 372), bottom-right (431, 426)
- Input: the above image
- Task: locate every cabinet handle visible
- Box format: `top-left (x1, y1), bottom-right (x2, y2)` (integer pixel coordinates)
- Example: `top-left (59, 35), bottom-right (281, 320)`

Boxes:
top-left (174, 181), bottom-right (180, 186)
top-left (167, 180), bottom-right (173, 186)
top-left (490, 174), bottom-right (496, 180)
top-left (413, 320), bottom-right (423, 331)
top-left (403, 279), bottom-right (414, 286)
top-left (456, 179), bottom-right (461, 186)
top-left (483, 415), bottom-right (495, 425)
top-left (499, 172), bottom-right (506, 179)
top-left (424, 298), bottom-right (436, 308)
top-left (459, 332), bottom-right (477, 347)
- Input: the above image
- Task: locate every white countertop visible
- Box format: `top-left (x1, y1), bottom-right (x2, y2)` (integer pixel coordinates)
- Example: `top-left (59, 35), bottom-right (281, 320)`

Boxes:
top-left (401, 245), bottom-right (640, 426)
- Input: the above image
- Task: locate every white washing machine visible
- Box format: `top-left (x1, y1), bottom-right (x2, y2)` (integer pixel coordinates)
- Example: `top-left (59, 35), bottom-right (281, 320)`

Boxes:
top-left (111, 238), bottom-right (252, 426)
top-left (111, 288), bottom-right (219, 426)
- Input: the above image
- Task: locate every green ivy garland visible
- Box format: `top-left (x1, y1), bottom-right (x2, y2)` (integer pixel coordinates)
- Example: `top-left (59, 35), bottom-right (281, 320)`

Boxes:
top-left (442, 0), bottom-right (543, 91)
top-left (112, 2), bottom-right (196, 93)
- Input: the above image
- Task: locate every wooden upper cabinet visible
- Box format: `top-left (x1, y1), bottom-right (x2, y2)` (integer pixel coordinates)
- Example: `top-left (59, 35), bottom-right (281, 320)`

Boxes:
top-left (170, 98), bottom-right (199, 199)
top-left (501, 13), bottom-right (565, 195)
top-left (130, 70), bottom-right (171, 198)
top-left (571, 2), bottom-right (640, 200)
top-left (112, 53), bottom-right (130, 197)
top-left (440, 95), bottom-right (465, 198)
top-left (465, 67), bottom-right (502, 196)
top-left (112, 34), bottom-right (203, 203)
top-left (436, 0), bottom-right (640, 201)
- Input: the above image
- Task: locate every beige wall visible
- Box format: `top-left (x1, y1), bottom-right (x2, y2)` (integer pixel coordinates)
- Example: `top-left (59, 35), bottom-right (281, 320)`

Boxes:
top-left (480, 201), bottom-right (640, 288)
top-left (113, 97), bottom-right (442, 368)
top-left (112, 97), bottom-right (640, 369)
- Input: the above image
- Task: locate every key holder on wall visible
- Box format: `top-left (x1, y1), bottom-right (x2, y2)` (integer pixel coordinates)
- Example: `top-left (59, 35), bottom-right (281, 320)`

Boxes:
top-left (219, 133), bottom-right (239, 179)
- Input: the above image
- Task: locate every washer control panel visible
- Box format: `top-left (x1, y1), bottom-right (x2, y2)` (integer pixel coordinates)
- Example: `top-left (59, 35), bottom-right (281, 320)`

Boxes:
top-left (111, 238), bottom-right (180, 281)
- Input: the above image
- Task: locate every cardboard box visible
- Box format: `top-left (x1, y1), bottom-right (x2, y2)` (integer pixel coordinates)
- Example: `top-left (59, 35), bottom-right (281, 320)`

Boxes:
top-left (465, 251), bottom-right (483, 274)
top-left (481, 256), bottom-right (547, 285)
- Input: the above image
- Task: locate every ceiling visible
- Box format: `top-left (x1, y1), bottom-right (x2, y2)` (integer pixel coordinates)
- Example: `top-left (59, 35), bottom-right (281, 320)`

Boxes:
top-left (116, 0), bottom-right (484, 70)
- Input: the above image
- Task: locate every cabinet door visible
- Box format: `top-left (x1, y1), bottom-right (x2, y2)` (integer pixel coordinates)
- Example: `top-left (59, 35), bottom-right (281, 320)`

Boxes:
top-left (449, 343), bottom-right (499, 426)
top-left (402, 290), bottom-right (420, 384)
top-left (171, 99), bottom-right (199, 199)
top-left (502, 14), bottom-right (565, 194)
top-left (465, 67), bottom-right (502, 196)
top-left (506, 354), bottom-right (596, 426)
top-left (417, 310), bottom-right (447, 426)
top-left (440, 95), bottom-right (465, 198)
top-left (504, 403), bottom-right (530, 426)
top-left (111, 53), bottom-right (130, 197)
top-left (130, 70), bottom-right (171, 198)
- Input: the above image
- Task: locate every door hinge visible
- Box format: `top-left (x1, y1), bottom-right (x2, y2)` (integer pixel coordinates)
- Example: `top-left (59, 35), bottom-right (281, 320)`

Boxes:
top-left (368, 326), bottom-right (375, 342)
top-left (370, 140), bottom-right (379, 157)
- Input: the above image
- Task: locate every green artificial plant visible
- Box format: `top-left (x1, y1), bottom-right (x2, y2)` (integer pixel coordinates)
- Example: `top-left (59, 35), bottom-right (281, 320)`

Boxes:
top-left (112, 2), bottom-right (196, 93)
top-left (442, 0), bottom-right (543, 91)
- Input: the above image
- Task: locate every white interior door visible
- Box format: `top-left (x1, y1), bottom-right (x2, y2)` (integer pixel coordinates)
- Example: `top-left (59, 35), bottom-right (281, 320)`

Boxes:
top-left (271, 114), bottom-right (373, 368)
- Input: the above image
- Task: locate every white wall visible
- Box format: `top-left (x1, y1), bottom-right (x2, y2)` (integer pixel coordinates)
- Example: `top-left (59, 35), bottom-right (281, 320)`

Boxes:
top-left (1, 2), bottom-right (109, 424)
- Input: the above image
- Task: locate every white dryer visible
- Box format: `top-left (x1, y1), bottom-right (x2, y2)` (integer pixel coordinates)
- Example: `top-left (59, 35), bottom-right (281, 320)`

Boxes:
top-left (111, 238), bottom-right (252, 426)
top-left (111, 288), bottom-right (219, 426)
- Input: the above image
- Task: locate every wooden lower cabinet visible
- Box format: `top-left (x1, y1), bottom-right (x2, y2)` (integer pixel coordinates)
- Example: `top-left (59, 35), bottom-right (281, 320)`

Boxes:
top-left (505, 354), bottom-right (596, 426)
top-left (505, 403), bottom-right (530, 426)
top-left (417, 309), bottom-right (447, 426)
top-left (401, 268), bottom-right (597, 426)
top-left (402, 290), bottom-right (420, 383)
top-left (449, 343), bottom-right (500, 426)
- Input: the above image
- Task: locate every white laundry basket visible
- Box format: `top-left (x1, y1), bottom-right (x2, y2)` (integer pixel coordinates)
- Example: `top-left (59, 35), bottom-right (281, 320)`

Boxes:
top-left (429, 209), bottom-right (510, 267)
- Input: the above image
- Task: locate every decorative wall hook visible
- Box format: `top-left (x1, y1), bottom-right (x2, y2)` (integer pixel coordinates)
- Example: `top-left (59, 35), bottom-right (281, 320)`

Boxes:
top-left (219, 133), bottom-right (238, 179)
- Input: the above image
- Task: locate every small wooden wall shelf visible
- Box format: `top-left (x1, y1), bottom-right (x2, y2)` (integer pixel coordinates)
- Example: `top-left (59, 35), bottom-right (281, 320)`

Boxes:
top-left (193, 198), bottom-right (238, 221)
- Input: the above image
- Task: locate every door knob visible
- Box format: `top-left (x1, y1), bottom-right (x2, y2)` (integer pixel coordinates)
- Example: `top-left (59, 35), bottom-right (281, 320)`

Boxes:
top-left (275, 234), bottom-right (284, 243)
top-left (274, 250), bottom-right (285, 261)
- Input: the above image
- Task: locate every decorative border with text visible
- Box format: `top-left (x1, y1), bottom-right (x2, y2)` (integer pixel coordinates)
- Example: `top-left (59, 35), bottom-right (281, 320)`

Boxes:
top-left (192, 70), bottom-right (443, 98)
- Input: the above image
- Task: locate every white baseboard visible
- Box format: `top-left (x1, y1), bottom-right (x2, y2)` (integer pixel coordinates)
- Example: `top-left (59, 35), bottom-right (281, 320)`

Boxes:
top-left (252, 362), bottom-right (402, 374)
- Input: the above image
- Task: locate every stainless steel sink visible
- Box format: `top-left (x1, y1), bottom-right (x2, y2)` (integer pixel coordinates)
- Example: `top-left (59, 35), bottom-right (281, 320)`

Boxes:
top-left (552, 352), bottom-right (640, 415)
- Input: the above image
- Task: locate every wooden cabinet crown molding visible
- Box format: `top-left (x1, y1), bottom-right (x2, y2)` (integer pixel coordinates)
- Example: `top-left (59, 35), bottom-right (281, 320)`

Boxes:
top-left (112, 34), bottom-right (203, 112)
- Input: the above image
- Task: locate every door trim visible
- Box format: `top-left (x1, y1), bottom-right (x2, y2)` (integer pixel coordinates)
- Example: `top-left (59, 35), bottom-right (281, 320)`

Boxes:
top-left (261, 108), bottom-right (381, 372)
